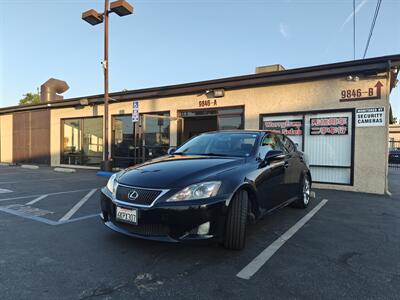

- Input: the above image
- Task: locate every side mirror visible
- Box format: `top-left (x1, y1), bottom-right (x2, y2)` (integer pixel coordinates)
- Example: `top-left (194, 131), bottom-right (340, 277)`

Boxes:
top-left (167, 147), bottom-right (176, 155)
top-left (264, 150), bottom-right (284, 162)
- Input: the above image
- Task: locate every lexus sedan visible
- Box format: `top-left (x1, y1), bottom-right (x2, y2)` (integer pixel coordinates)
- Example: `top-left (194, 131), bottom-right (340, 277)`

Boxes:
top-left (100, 130), bottom-right (312, 250)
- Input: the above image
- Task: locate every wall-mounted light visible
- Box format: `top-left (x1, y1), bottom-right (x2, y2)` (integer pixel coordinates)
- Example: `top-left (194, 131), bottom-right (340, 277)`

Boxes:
top-left (213, 88), bottom-right (225, 98)
top-left (346, 75), bottom-right (360, 82)
top-left (80, 98), bottom-right (89, 106)
top-left (205, 88), bottom-right (225, 98)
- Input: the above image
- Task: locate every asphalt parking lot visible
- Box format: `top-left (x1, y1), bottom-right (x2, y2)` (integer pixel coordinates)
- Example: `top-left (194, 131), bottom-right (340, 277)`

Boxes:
top-left (0, 165), bottom-right (399, 300)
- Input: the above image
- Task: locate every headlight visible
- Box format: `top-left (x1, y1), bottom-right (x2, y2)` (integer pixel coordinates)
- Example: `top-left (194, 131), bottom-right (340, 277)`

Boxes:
top-left (106, 173), bottom-right (118, 194)
top-left (166, 181), bottom-right (221, 202)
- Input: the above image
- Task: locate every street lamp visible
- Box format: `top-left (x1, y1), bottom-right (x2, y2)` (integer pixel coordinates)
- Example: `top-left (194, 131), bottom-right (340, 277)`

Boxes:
top-left (82, 0), bottom-right (133, 171)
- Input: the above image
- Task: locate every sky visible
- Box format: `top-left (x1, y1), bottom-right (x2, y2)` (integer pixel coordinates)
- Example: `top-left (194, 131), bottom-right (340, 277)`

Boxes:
top-left (0, 0), bottom-right (399, 117)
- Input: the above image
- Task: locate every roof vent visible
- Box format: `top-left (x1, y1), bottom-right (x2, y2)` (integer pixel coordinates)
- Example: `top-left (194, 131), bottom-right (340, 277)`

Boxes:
top-left (255, 64), bottom-right (285, 74)
top-left (40, 78), bottom-right (69, 103)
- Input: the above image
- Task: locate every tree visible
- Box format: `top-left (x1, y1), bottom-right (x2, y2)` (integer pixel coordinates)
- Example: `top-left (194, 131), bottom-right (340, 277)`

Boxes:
top-left (19, 92), bottom-right (40, 105)
top-left (389, 105), bottom-right (398, 124)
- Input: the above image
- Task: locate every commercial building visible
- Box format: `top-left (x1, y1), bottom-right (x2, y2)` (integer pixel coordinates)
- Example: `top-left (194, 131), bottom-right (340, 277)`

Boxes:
top-left (1, 55), bottom-right (399, 194)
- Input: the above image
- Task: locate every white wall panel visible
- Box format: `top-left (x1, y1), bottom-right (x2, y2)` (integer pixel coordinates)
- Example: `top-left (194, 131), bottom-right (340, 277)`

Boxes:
top-left (305, 111), bottom-right (352, 184)
top-left (310, 167), bottom-right (351, 184)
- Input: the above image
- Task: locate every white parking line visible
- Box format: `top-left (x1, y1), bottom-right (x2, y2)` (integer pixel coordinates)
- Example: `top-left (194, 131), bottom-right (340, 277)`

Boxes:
top-left (0, 188), bottom-right (13, 194)
top-left (0, 178), bottom-right (72, 184)
top-left (0, 188), bottom-right (100, 202)
top-left (236, 199), bottom-right (328, 280)
top-left (59, 189), bottom-right (97, 222)
top-left (26, 194), bottom-right (48, 205)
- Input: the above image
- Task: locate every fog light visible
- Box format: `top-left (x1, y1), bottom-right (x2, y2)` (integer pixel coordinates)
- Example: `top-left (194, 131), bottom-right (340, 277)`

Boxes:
top-left (197, 222), bottom-right (210, 235)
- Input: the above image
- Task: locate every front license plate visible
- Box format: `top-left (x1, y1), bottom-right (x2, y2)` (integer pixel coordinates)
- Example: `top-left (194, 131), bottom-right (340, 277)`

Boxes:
top-left (116, 206), bottom-right (138, 224)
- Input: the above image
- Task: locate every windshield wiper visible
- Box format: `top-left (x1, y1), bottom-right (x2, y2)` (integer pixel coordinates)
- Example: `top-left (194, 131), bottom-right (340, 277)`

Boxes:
top-left (172, 152), bottom-right (186, 155)
top-left (202, 153), bottom-right (232, 157)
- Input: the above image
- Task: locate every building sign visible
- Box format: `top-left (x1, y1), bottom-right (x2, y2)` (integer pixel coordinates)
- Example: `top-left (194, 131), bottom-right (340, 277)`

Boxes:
top-left (339, 81), bottom-right (383, 102)
top-left (198, 99), bottom-right (218, 108)
top-left (263, 120), bottom-right (303, 135)
top-left (132, 100), bottom-right (139, 122)
top-left (310, 117), bottom-right (348, 135)
top-left (356, 107), bottom-right (385, 127)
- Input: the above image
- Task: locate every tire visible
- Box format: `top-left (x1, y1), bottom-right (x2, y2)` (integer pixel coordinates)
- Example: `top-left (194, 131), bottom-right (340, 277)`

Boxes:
top-left (224, 190), bottom-right (248, 250)
top-left (291, 174), bottom-right (311, 209)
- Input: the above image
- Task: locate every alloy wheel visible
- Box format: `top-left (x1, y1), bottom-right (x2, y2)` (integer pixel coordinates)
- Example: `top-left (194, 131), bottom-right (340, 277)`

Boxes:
top-left (303, 177), bottom-right (310, 205)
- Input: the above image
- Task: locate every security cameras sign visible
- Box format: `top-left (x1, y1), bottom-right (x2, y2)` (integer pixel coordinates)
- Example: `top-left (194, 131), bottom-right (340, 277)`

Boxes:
top-left (356, 107), bottom-right (385, 127)
top-left (132, 100), bottom-right (139, 123)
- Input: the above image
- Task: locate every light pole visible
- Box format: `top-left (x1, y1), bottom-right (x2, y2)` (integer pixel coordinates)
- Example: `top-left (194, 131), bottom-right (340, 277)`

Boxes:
top-left (82, 0), bottom-right (133, 171)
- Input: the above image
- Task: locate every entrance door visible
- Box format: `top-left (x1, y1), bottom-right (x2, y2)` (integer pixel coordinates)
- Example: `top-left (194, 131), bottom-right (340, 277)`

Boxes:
top-left (182, 116), bottom-right (218, 141)
top-left (179, 106), bottom-right (244, 144)
top-left (13, 110), bottom-right (50, 165)
top-left (141, 114), bottom-right (183, 162)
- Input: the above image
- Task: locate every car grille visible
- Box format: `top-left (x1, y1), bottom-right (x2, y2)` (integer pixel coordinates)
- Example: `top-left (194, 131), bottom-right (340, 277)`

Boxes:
top-left (116, 185), bottom-right (162, 206)
top-left (116, 222), bottom-right (169, 236)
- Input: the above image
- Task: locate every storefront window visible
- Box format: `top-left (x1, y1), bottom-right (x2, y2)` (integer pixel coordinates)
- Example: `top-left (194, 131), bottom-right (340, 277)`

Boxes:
top-left (262, 115), bottom-right (303, 150)
top-left (261, 110), bottom-right (353, 185)
top-left (112, 112), bottom-right (170, 167)
top-left (179, 106), bottom-right (244, 142)
top-left (113, 115), bottom-right (135, 162)
top-left (62, 117), bottom-right (103, 166)
top-left (219, 115), bottom-right (243, 130)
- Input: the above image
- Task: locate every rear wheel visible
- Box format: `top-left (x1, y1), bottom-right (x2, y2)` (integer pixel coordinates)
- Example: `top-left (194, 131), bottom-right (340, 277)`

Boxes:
top-left (292, 174), bottom-right (311, 209)
top-left (224, 190), bottom-right (248, 250)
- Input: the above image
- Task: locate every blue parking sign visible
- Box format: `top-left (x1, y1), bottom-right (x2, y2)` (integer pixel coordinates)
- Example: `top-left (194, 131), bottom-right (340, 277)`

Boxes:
top-left (132, 100), bottom-right (139, 122)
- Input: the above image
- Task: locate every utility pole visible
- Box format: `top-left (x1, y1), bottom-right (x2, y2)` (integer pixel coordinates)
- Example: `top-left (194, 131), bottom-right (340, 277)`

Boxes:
top-left (82, 0), bottom-right (133, 171)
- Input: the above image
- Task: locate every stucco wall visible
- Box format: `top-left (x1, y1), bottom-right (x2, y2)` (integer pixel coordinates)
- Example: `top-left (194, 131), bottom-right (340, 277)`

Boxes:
top-left (0, 114), bottom-right (13, 163)
top-left (50, 74), bottom-right (390, 194)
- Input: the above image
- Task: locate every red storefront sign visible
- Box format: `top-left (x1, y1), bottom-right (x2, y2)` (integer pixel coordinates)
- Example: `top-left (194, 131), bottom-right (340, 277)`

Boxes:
top-left (263, 120), bottom-right (303, 136)
top-left (310, 117), bottom-right (348, 135)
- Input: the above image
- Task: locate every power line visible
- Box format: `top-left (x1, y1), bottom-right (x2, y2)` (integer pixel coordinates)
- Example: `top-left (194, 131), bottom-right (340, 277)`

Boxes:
top-left (363, 0), bottom-right (382, 59)
top-left (353, 0), bottom-right (356, 60)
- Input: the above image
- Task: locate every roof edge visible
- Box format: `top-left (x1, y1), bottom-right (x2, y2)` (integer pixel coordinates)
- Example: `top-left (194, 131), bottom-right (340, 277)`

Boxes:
top-left (1, 54), bottom-right (399, 115)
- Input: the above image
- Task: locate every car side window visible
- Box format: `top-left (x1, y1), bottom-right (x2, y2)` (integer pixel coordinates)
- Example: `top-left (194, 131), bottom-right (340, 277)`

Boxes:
top-left (259, 133), bottom-right (282, 158)
top-left (279, 135), bottom-right (296, 153)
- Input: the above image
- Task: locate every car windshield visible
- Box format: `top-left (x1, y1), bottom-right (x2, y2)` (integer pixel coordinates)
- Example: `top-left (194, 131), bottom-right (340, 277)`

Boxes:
top-left (175, 132), bottom-right (258, 157)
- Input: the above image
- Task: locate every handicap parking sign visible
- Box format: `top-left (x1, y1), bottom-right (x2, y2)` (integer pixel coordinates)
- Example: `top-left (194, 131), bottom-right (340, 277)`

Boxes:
top-left (132, 100), bottom-right (139, 122)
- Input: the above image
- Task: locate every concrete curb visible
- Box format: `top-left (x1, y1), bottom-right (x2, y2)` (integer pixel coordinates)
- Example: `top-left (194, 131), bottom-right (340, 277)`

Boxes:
top-left (96, 171), bottom-right (114, 177)
top-left (54, 167), bottom-right (76, 173)
top-left (0, 162), bottom-right (12, 167)
top-left (20, 165), bottom-right (39, 169)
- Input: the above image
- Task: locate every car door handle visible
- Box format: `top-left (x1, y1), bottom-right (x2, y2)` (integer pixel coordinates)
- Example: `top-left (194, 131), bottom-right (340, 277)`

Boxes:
top-left (284, 161), bottom-right (289, 168)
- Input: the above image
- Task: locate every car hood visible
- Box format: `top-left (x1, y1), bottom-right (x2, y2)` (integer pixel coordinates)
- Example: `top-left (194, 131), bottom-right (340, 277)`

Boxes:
top-left (117, 155), bottom-right (244, 189)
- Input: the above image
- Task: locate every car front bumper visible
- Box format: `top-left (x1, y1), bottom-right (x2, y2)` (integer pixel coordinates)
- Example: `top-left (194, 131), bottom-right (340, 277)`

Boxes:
top-left (100, 188), bottom-right (229, 242)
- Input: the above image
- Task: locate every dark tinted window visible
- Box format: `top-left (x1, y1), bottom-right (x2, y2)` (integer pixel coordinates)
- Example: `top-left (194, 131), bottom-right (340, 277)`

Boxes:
top-left (279, 134), bottom-right (296, 153)
top-left (259, 133), bottom-right (284, 158)
top-left (175, 132), bottom-right (258, 157)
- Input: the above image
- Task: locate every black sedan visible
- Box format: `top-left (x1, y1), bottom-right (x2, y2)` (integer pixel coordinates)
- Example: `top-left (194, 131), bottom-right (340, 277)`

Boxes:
top-left (389, 150), bottom-right (400, 164)
top-left (100, 130), bottom-right (312, 249)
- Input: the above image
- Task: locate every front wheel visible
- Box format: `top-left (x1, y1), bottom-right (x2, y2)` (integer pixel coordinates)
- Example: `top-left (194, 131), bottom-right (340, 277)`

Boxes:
top-left (291, 174), bottom-right (311, 209)
top-left (223, 190), bottom-right (248, 250)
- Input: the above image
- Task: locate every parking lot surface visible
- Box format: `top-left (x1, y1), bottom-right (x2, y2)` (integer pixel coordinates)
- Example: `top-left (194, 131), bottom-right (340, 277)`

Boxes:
top-left (1, 166), bottom-right (399, 299)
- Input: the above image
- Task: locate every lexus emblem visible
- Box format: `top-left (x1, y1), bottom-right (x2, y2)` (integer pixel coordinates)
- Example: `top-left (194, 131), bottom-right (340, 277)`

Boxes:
top-left (128, 190), bottom-right (139, 201)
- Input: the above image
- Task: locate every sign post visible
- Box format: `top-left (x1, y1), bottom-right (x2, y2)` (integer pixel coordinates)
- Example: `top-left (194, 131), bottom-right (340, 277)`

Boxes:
top-left (132, 100), bottom-right (139, 165)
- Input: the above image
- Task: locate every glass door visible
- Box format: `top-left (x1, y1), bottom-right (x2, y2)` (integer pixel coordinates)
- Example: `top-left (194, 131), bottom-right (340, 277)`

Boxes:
top-left (141, 114), bottom-right (183, 162)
